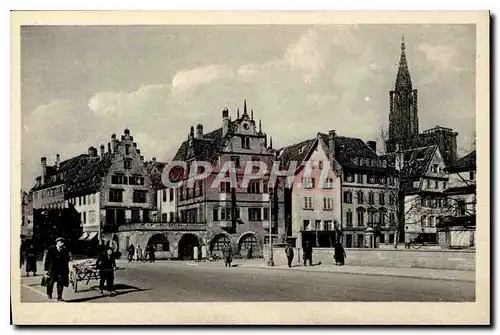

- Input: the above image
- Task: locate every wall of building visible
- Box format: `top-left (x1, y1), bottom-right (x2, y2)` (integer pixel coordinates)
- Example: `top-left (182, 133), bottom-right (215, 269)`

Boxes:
top-left (157, 187), bottom-right (177, 222)
top-left (67, 191), bottom-right (101, 233)
top-left (32, 184), bottom-right (65, 209)
top-left (264, 246), bottom-right (475, 271)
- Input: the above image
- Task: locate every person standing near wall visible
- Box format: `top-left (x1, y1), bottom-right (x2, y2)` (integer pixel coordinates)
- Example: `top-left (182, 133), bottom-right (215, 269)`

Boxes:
top-left (284, 243), bottom-right (294, 268)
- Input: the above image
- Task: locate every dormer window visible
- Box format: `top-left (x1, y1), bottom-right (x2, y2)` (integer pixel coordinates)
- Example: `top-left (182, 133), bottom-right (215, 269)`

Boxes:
top-left (241, 137), bottom-right (250, 149)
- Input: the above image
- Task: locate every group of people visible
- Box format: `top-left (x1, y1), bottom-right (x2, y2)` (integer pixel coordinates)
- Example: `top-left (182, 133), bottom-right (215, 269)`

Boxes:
top-left (284, 241), bottom-right (347, 267)
top-left (127, 244), bottom-right (155, 263)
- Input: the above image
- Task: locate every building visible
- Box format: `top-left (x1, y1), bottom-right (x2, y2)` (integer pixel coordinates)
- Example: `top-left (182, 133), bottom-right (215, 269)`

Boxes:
top-left (383, 145), bottom-right (450, 245)
top-left (438, 150), bottom-right (476, 248)
top-left (386, 36), bottom-right (458, 166)
top-left (280, 130), bottom-right (399, 249)
top-left (164, 101), bottom-right (284, 259)
top-left (29, 129), bottom-right (155, 252)
top-left (21, 191), bottom-right (34, 241)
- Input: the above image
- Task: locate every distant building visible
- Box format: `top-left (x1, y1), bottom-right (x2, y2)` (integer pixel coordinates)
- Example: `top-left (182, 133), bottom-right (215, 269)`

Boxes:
top-left (386, 37), bottom-right (458, 166)
top-left (383, 145), bottom-right (450, 244)
top-left (438, 150), bottom-right (476, 248)
top-left (21, 191), bottom-right (33, 240)
top-left (280, 130), bottom-right (399, 249)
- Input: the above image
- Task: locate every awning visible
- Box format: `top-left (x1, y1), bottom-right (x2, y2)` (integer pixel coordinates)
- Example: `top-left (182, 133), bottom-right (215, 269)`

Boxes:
top-left (78, 233), bottom-right (89, 241)
top-left (87, 232), bottom-right (98, 240)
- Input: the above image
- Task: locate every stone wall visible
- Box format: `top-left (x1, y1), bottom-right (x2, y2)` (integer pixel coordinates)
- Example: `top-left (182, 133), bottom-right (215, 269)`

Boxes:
top-left (263, 246), bottom-right (475, 271)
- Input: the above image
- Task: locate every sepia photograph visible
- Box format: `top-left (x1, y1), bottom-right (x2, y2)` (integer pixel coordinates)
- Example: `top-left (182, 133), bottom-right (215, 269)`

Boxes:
top-left (11, 11), bottom-right (489, 325)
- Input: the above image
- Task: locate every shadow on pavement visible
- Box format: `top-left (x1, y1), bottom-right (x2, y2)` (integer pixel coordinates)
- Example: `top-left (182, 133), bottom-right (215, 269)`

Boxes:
top-left (66, 284), bottom-right (150, 303)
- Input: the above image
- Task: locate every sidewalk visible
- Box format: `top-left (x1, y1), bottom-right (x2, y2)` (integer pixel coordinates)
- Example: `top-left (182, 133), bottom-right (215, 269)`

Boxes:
top-left (177, 259), bottom-right (476, 283)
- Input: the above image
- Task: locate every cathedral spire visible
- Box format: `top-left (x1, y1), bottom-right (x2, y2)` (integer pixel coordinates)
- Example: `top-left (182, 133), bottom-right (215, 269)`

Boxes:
top-left (243, 99), bottom-right (248, 115)
top-left (258, 119), bottom-right (262, 133)
top-left (395, 35), bottom-right (412, 90)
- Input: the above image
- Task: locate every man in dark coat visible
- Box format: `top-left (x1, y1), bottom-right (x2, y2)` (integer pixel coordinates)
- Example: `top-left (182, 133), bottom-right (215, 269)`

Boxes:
top-left (303, 241), bottom-right (313, 266)
top-left (127, 244), bottom-right (135, 262)
top-left (284, 243), bottom-right (294, 267)
top-left (44, 237), bottom-right (70, 301)
top-left (148, 245), bottom-right (155, 263)
top-left (334, 242), bottom-right (346, 266)
top-left (223, 243), bottom-right (233, 267)
top-left (96, 247), bottom-right (117, 296)
top-left (24, 243), bottom-right (38, 276)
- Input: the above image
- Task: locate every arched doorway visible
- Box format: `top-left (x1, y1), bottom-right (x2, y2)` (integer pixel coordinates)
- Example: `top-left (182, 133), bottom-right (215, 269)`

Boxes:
top-left (238, 233), bottom-right (260, 257)
top-left (148, 234), bottom-right (170, 252)
top-left (210, 234), bottom-right (231, 257)
top-left (178, 233), bottom-right (200, 260)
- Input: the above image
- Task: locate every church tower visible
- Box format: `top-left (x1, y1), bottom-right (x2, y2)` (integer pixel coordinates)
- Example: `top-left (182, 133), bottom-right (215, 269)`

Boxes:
top-left (387, 36), bottom-right (419, 153)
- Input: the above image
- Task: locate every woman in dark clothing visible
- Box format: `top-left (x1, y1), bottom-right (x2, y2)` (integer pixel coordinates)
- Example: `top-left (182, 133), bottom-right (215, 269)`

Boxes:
top-left (24, 244), bottom-right (37, 276)
top-left (334, 242), bottom-right (346, 266)
top-left (127, 244), bottom-right (135, 262)
top-left (148, 245), bottom-right (155, 263)
top-left (96, 248), bottom-right (117, 296)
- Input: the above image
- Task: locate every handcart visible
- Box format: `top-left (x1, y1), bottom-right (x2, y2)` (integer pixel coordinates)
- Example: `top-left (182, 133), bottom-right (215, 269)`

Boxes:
top-left (69, 258), bottom-right (100, 293)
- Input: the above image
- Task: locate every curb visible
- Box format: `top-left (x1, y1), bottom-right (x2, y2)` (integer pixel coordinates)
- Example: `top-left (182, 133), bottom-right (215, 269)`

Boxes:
top-left (238, 264), bottom-right (475, 283)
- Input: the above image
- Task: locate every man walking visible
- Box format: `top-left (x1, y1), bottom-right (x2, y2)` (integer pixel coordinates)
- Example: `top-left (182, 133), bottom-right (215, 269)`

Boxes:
top-left (44, 237), bottom-right (70, 301)
top-left (284, 243), bottom-right (294, 267)
top-left (96, 247), bottom-right (117, 296)
top-left (303, 241), bottom-right (313, 266)
top-left (223, 243), bottom-right (233, 267)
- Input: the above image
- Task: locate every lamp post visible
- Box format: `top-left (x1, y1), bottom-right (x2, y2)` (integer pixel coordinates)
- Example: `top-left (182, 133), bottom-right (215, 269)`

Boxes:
top-left (267, 189), bottom-right (274, 266)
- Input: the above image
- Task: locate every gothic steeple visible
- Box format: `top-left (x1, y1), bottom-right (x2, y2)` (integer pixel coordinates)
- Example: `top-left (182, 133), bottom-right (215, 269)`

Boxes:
top-left (395, 35), bottom-right (412, 90)
top-left (243, 99), bottom-right (248, 115)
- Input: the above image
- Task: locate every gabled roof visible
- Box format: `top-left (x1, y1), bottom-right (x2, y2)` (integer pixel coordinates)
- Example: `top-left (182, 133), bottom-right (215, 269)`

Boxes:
top-left (446, 150), bottom-right (476, 173)
top-left (277, 137), bottom-right (317, 170)
top-left (145, 160), bottom-right (167, 190)
top-left (381, 145), bottom-right (437, 182)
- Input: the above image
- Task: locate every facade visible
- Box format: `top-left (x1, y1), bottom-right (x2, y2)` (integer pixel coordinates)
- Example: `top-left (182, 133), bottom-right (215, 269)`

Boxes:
top-left (280, 130), bottom-right (399, 249)
top-left (386, 37), bottom-right (458, 166)
top-left (163, 101), bottom-right (284, 259)
top-left (438, 150), bottom-right (476, 248)
top-left (383, 145), bottom-right (450, 244)
top-left (21, 191), bottom-right (34, 240)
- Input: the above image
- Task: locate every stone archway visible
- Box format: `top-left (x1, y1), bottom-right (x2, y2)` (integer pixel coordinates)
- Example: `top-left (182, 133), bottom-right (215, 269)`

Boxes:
top-left (210, 233), bottom-right (232, 256)
top-left (237, 232), bottom-right (261, 257)
top-left (147, 234), bottom-right (170, 252)
top-left (178, 233), bottom-right (201, 260)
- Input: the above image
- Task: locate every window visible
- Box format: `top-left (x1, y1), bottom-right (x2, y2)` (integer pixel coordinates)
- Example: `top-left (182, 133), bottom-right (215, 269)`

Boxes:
top-left (197, 180), bottom-right (203, 197)
top-left (251, 156), bottom-right (260, 162)
top-left (356, 174), bottom-right (364, 183)
top-left (323, 178), bottom-right (334, 188)
top-left (133, 190), bottom-right (147, 203)
top-left (324, 220), bottom-right (333, 231)
top-left (368, 212), bottom-right (375, 224)
top-left (248, 208), bottom-right (262, 221)
top-left (318, 161), bottom-right (324, 169)
top-left (428, 216), bottom-right (434, 227)
top-left (346, 210), bottom-right (353, 226)
top-left (303, 220), bottom-right (310, 230)
top-left (379, 234), bottom-right (385, 243)
top-left (343, 191), bottom-right (352, 204)
top-left (162, 189), bottom-right (167, 202)
top-left (368, 192), bottom-right (374, 205)
top-left (83, 196), bottom-right (86, 205)
top-left (389, 212), bottom-right (395, 225)
top-left (89, 210), bottom-right (96, 223)
top-left (426, 180), bottom-right (430, 189)
top-left (169, 211), bottom-right (175, 222)
top-left (389, 234), bottom-right (395, 243)
top-left (434, 180), bottom-right (438, 189)
top-left (263, 207), bottom-right (269, 220)
top-left (220, 208), bottom-right (229, 221)
top-left (357, 191), bottom-right (364, 204)
top-left (470, 171), bottom-right (475, 181)
top-left (368, 174), bottom-right (376, 184)
top-left (315, 220), bottom-right (321, 231)
top-left (242, 137), bottom-right (250, 149)
top-left (344, 173), bottom-right (354, 183)
top-left (213, 207), bottom-right (219, 221)
top-left (357, 211), bottom-right (364, 227)
top-left (323, 197), bottom-right (333, 210)
top-left (161, 213), bottom-right (168, 222)
top-left (457, 200), bottom-right (466, 216)
top-left (124, 158), bottom-right (132, 170)
top-left (231, 156), bottom-right (240, 168)
top-left (421, 215), bottom-right (427, 227)
top-left (262, 180), bottom-right (269, 194)
top-left (379, 176), bottom-right (386, 185)
top-left (129, 176), bottom-right (145, 185)
top-left (432, 164), bottom-right (438, 173)
top-left (247, 181), bottom-right (261, 194)
top-left (303, 177), bottom-right (315, 189)
top-left (303, 196), bottom-right (313, 209)
top-left (82, 212), bottom-right (86, 224)
top-left (169, 188), bottom-right (174, 201)
top-left (388, 176), bottom-right (395, 186)
top-left (131, 210), bottom-right (140, 222)
top-left (380, 213), bottom-right (385, 226)
top-left (235, 207), bottom-right (240, 219)
top-left (220, 181), bottom-right (231, 193)
top-left (211, 235), bottom-right (231, 252)
top-left (389, 194), bottom-right (395, 206)
top-left (125, 144), bottom-right (131, 155)
top-left (239, 234), bottom-right (258, 253)
top-left (109, 189), bottom-right (123, 202)
top-left (379, 192), bottom-right (385, 205)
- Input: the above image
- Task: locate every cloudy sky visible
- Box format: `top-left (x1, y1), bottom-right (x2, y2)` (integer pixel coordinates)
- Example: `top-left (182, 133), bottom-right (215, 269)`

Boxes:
top-left (21, 24), bottom-right (476, 190)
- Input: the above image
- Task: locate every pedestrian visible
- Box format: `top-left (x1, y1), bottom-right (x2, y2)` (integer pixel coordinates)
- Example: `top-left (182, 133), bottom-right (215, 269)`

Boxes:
top-left (193, 245), bottom-right (199, 262)
top-left (246, 246), bottom-right (253, 260)
top-left (96, 247), bottom-right (117, 296)
top-left (43, 237), bottom-right (70, 301)
top-left (284, 243), bottom-right (294, 267)
top-left (303, 241), bottom-right (313, 266)
top-left (136, 245), bottom-right (143, 262)
top-left (201, 244), bottom-right (207, 262)
top-left (24, 243), bottom-right (38, 276)
top-left (223, 243), bottom-right (233, 267)
top-left (127, 244), bottom-right (135, 262)
top-left (148, 245), bottom-right (155, 263)
top-left (334, 242), bottom-right (346, 266)
top-left (20, 245), bottom-right (25, 269)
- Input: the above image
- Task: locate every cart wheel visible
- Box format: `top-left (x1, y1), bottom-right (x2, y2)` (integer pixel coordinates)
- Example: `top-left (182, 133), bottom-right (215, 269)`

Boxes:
top-left (71, 270), bottom-right (78, 293)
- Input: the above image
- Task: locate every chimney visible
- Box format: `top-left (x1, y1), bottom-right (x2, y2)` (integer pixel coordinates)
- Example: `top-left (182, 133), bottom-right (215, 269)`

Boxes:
top-left (137, 149), bottom-right (141, 155)
top-left (88, 146), bottom-right (97, 157)
top-left (100, 145), bottom-right (105, 158)
top-left (41, 157), bottom-right (47, 184)
top-left (124, 128), bottom-right (130, 136)
top-left (140, 155), bottom-right (144, 162)
top-left (111, 133), bottom-right (117, 152)
top-left (222, 107), bottom-right (229, 136)
top-left (152, 157), bottom-right (156, 163)
top-left (107, 142), bottom-right (111, 153)
top-left (366, 141), bottom-right (377, 153)
top-left (196, 124), bottom-right (203, 139)
top-left (132, 142), bottom-right (137, 148)
top-left (328, 130), bottom-right (336, 162)
top-left (55, 154), bottom-right (60, 170)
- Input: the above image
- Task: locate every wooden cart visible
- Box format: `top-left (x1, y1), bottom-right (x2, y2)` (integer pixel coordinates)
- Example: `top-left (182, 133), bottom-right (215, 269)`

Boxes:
top-left (69, 259), bottom-right (100, 293)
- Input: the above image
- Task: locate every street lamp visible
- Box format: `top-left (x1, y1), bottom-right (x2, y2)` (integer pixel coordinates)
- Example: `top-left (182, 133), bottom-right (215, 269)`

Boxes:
top-left (267, 188), bottom-right (274, 266)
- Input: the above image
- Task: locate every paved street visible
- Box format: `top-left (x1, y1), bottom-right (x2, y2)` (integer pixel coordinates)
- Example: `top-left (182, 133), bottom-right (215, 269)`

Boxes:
top-left (21, 260), bottom-right (475, 302)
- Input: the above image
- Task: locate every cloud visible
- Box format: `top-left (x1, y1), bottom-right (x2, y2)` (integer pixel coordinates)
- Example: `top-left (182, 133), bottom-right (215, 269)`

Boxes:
top-left (418, 43), bottom-right (459, 72)
top-left (171, 65), bottom-right (234, 94)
